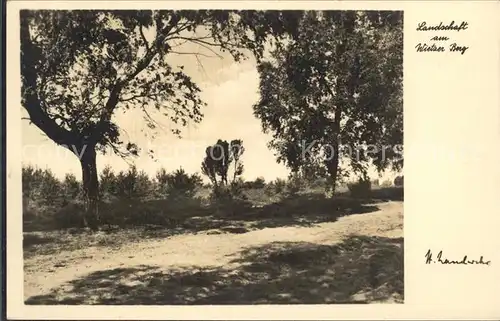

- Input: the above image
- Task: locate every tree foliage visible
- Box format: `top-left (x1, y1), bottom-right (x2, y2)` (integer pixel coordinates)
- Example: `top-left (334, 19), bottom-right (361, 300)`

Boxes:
top-left (99, 165), bottom-right (116, 196)
top-left (114, 165), bottom-right (152, 200)
top-left (253, 11), bottom-right (403, 192)
top-left (155, 167), bottom-right (202, 198)
top-left (201, 139), bottom-right (245, 188)
top-left (22, 165), bottom-right (63, 206)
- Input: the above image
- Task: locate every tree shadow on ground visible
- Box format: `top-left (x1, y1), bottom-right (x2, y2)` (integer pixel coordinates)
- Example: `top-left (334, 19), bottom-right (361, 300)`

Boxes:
top-left (192, 193), bottom-right (381, 233)
top-left (25, 235), bottom-right (404, 305)
top-left (369, 187), bottom-right (403, 202)
top-left (23, 233), bottom-right (57, 251)
top-left (142, 191), bottom-right (384, 234)
top-left (23, 188), bottom-right (403, 258)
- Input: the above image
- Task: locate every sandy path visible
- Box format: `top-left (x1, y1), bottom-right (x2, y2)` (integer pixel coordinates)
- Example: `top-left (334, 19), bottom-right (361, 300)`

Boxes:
top-left (24, 201), bottom-right (403, 300)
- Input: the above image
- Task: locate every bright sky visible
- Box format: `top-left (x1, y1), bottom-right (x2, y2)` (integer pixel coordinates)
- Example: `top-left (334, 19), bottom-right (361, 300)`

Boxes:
top-left (21, 35), bottom-right (397, 183)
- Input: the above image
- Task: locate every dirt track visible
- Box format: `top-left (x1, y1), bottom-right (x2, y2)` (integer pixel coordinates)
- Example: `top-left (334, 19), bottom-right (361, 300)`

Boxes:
top-left (24, 201), bottom-right (404, 304)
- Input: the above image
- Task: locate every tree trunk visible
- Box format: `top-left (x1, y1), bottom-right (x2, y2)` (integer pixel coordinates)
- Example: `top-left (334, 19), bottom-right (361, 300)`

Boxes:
top-left (327, 100), bottom-right (343, 196)
top-left (327, 141), bottom-right (340, 196)
top-left (80, 145), bottom-right (100, 231)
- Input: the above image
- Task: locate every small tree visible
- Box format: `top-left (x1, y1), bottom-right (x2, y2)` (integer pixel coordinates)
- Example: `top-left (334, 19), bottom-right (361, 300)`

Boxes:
top-left (253, 177), bottom-right (266, 189)
top-left (115, 165), bottom-right (152, 200)
top-left (38, 169), bottom-right (63, 206)
top-left (99, 165), bottom-right (118, 199)
top-left (156, 167), bottom-right (202, 199)
top-left (286, 172), bottom-right (306, 196)
top-left (347, 175), bottom-right (372, 198)
top-left (265, 178), bottom-right (287, 196)
top-left (201, 139), bottom-right (245, 189)
top-left (62, 173), bottom-right (81, 200)
top-left (381, 179), bottom-right (392, 187)
top-left (22, 165), bottom-right (44, 200)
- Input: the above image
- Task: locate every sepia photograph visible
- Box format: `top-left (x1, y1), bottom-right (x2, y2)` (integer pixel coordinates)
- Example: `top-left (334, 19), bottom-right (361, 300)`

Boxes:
top-left (19, 9), bottom-right (404, 305)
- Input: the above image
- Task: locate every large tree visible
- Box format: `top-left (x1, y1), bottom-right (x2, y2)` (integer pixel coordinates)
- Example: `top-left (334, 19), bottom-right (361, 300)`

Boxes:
top-left (20, 10), bottom-right (302, 229)
top-left (253, 11), bottom-right (403, 194)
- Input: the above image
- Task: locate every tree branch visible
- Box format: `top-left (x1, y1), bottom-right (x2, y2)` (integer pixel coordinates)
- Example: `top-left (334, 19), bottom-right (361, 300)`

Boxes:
top-left (20, 21), bottom-right (79, 146)
top-left (170, 50), bottom-right (218, 58)
top-left (139, 25), bottom-right (150, 52)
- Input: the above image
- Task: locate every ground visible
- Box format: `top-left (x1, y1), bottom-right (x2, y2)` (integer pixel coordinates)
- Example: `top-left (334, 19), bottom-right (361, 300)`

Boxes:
top-left (23, 198), bottom-right (403, 305)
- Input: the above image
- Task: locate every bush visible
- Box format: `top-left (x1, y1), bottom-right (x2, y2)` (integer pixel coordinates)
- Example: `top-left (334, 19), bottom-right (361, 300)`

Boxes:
top-left (115, 165), bottom-right (153, 200)
top-left (99, 165), bottom-right (118, 199)
top-left (22, 165), bottom-right (64, 207)
top-left (394, 175), bottom-right (404, 187)
top-left (22, 165), bottom-right (43, 199)
top-left (209, 179), bottom-right (248, 206)
top-left (156, 168), bottom-right (202, 199)
top-left (62, 173), bottom-right (81, 200)
top-left (286, 173), bottom-right (306, 196)
top-left (381, 179), bottom-right (392, 187)
top-left (347, 177), bottom-right (372, 199)
top-left (53, 202), bottom-right (86, 229)
top-left (265, 178), bottom-right (287, 196)
top-left (22, 164), bottom-right (212, 230)
top-left (244, 177), bottom-right (266, 189)
top-left (310, 177), bottom-right (328, 189)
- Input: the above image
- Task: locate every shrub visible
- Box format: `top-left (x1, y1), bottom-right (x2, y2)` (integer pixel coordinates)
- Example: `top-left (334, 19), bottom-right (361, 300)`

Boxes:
top-left (53, 202), bottom-right (85, 229)
top-left (62, 173), bottom-right (81, 200)
top-left (310, 177), bottom-right (328, 189)
top-left (156, 168), bottom-right (202, 199)
top-left (39, 169), bottom-right (64, 205)
top-left (394, 175), bottom-right (404, 187)
top-left (244, 177), bottom-right (266, 189)
top-left (286, 173), bottom-right (306, 196)
top-left (347, 177), bottom-right (372, 199)
top-left (209, 178), bottom-right (248, 205)
top-left (22, 165), bottom-right (44, 199)
top-left (99, 165), bottom-right (118, 199)
top-left (265, 178), bottom-right (287, 196)
top-left (115, 165), bottom-right (153, 200)
top-left (22, 166), bottom-right (64, 207)
top-left (381, 179), bottom-right (392, 187)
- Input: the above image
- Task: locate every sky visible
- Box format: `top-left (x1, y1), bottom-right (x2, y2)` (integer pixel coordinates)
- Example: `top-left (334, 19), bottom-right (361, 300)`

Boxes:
top-left (21, 32), bottom-right (398, 183)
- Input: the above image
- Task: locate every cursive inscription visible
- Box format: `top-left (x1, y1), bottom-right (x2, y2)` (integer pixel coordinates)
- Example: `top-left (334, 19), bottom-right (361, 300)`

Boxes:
top-left (417, 21), bottom-right (468, 32)
top-left (415, 20), bottom-right (469, 55)
top-left (425, 250), bottom-right (491, 265)
top-left (415, 43), bottom-right (445, 53)
top-left (449, 43), bottom-right (468, 55)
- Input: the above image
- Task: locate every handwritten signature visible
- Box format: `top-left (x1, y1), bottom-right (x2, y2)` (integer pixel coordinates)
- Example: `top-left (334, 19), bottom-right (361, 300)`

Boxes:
top-left (425, 250), bottom-right (491, 265)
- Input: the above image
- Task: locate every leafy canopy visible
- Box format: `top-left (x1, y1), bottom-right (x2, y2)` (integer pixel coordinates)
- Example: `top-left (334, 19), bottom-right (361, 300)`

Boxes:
top-left (253, 11), bottom-right (403, 183)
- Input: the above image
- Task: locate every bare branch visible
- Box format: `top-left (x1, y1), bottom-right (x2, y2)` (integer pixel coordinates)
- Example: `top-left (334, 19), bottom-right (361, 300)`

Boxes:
top-left (139, 25), bottom-right (150, 52)
top-left (140, 105), bottom-right (170, 135)
top-left (170, 50), bottom-right (218, 58)
top-left (195, 54), bottom-right (210, 80)
top-left (119, 93), bottom-right (145, 103)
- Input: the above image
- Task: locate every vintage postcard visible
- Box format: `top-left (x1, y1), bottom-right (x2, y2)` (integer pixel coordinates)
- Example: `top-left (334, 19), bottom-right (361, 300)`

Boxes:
top-left (5, 0), bottom-right (500, 320)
